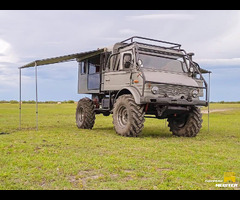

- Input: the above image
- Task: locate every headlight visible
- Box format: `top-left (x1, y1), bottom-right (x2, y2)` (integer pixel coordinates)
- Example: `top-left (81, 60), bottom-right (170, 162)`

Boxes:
top-left (151, 86), bottom-right (159, 94)
top-left (192, 89), bottom-right (199, 98)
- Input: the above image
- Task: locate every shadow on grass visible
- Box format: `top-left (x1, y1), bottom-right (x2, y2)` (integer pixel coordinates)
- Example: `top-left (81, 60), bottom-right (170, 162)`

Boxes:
top-left (94, 125), bottom-right (173, 138)
top-left (0, 132), bottom-right (10, 135)
top-left (141, 127), bottom-right (173, 138)
top-left (93, 126), bottom-right (114, 131)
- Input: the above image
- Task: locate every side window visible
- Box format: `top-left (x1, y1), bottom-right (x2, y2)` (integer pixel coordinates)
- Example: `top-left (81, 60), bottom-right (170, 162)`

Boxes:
top-left (123, 53), bottom-right (132, 69)
top-left (106, 52), bottom-right (133, 71)
top-left (106, 53), bottom-right (120, 72)
top-left (101, 52), bottom-right (110, 72)
top-left (80, 61), bottom-right (87, 74)
top-left (88, 61), bottom-right (100, 90)
top-left (88, 62), bottom-right (100, 74)
top-left (89, 63), bottom-right (96, 74)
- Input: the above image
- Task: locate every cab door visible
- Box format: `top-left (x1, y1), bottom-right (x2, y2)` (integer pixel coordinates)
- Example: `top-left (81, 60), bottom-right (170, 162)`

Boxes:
top-left (102, 51), bottom-right (133, 91)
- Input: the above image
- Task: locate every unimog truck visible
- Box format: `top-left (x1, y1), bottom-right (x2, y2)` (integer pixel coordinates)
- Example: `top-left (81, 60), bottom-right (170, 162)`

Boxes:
top-left (75, 36), bottom-right (209, 137)
top-left (20, 36), bottom-right (209, 136)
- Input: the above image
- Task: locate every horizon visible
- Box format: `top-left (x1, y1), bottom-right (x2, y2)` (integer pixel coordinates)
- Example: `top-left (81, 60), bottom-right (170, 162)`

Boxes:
top-left (1, 100), bottom-right (240, 103)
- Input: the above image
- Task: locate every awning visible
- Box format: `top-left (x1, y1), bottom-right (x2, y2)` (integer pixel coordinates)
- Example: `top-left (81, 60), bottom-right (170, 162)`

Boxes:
top-left (19, 48), bottom-right (105, 69)
top-left (18, 48), bottom-right (105, 131)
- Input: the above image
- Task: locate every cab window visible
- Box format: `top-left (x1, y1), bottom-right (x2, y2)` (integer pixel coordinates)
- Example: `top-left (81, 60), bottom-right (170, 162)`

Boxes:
top-left (123, 53), bottom-right (132, 69)
top-left (106, 53), bottom-right (120, 71)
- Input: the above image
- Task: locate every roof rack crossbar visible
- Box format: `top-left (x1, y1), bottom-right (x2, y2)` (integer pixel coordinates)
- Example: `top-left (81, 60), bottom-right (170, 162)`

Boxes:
top-left (121, 36), bottom-right (181, 49)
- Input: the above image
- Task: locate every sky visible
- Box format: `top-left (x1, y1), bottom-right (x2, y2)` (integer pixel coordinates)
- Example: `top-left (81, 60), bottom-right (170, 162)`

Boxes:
top-left (0, 10), bottom-right (240, 102)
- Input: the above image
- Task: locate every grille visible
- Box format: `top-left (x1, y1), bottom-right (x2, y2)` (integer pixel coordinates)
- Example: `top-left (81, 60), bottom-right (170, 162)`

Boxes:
top-left (157, 84), bottom-right (192, 96)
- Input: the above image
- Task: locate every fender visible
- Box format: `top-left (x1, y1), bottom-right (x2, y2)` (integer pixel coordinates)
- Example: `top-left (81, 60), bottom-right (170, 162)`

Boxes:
top-left (115, 86), bottom-right (142, 105)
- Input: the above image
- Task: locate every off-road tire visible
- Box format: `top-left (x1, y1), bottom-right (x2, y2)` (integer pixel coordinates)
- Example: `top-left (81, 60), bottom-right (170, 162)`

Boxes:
top-left (167, 106), bottom-right (202, 137)
top-left (76, 98), bottom-right (95, 129)
top-left (112, 94), bottom-right (145, 137)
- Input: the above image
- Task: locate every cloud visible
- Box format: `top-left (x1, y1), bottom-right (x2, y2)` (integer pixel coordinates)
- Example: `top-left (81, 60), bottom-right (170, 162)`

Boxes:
top-left (119, 28), bottom-right (138, 35)
top-left (128, 13), bottom-right (194, 21)
top-left (0, 10), bottom-right (240, 101)
top-left (0, 39), bottom-right (10, 53)
top-left (0, 38), bottom-right (18, 63)
top-left (0, 38), bottom-right (20, 99)
top-left (196, 57), bottom-right (240, 67)
top-left (0, 38), bottom-right (19, 76)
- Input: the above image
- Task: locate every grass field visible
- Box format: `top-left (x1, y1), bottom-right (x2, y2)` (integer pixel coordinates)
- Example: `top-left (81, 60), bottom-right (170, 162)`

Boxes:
top-left (0, 103), bottom-right (239, 190)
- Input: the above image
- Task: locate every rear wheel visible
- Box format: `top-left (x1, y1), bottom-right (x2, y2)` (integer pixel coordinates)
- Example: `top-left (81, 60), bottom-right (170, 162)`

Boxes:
top-left (167, 106), bottom-right (202, 137)
top-left (76, 98), bottom-right (95, 129)
top-left (112, 94), bottom-right (145, 137)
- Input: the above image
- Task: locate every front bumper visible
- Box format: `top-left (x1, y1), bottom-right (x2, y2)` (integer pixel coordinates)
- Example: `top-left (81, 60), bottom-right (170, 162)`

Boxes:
top-left (140, 96), bottom-right (208, 106)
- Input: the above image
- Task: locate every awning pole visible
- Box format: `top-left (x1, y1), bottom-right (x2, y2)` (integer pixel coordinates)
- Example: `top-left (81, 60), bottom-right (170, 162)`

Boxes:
top-left (19, 68), bottom-right (21, 129)
top-left (208, 72), bottom-right (210, 133)
top-left (35, 62), bottom-right (38, 131)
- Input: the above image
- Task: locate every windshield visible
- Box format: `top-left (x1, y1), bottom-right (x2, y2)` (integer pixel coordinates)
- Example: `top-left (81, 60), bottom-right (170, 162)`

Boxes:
top-left (138, 53), bottom-right (188, 73)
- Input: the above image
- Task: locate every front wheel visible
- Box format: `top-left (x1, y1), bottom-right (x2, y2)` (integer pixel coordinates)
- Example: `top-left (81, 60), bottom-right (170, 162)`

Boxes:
top-left (112, 94), bottom-right (145, 137)
top-left (76, 98), bottom-right (95, 129)
top-left (167, 106), bottom-right (203, 137)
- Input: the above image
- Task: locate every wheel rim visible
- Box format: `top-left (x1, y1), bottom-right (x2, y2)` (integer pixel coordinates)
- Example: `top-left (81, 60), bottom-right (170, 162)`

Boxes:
top-left (77, 107), bottom-right (84, 123)
top-left (117, 105), bottom-right (128, 128)
top-left (173, 115), bottom-right (188, 128)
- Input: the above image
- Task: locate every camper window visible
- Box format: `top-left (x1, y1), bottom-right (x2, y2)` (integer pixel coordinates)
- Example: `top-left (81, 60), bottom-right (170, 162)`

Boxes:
top-left (80, 62), bottom-right (87, 74)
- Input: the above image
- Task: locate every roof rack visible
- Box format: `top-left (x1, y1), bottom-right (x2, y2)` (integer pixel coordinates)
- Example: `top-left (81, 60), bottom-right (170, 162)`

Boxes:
top-left (121, 36), bottom-right (181, 50)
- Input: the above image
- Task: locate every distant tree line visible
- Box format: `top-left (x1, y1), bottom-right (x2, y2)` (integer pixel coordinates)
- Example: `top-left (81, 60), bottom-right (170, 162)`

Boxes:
top-left (0, 100), bottom-right (76, 104)
top-left (211, 101), bottom-right (240, 104)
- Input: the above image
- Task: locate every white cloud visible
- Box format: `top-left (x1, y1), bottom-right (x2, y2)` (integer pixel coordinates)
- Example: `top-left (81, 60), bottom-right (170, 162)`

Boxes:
top-left (119, 28), bottom-right (138, 35)
top-left (0, 38), bottom-right (18, 63)
top-left (0, 38), bottom-right (20, 98)
top-left (0, 39), bottom-right (10, 53)
top-left (196, 57), bottom-right (240, 67)
top-left (128, 13), bottom-right (194, 21)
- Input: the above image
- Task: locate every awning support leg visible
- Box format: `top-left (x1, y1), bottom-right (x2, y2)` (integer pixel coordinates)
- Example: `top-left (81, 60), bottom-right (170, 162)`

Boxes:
top-left (19, 68), bottom-right (21, 130)
top-left (35, 62), bottom-right (38, 131)
top-left (208, 72), bottom-right (211, 133)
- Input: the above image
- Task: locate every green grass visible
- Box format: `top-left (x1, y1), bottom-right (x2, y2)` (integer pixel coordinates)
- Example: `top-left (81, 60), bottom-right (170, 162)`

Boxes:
top-left (0, 103), bottom-right (239, 190)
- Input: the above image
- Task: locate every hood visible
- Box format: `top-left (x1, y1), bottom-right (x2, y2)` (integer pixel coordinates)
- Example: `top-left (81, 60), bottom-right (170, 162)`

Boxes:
top-left (143, 71), bottom-right (199, 87)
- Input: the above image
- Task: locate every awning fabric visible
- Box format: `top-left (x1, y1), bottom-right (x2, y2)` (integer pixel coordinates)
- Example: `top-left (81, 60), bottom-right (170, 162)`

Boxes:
top-left (19, 48), bottom-right (105, 69)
